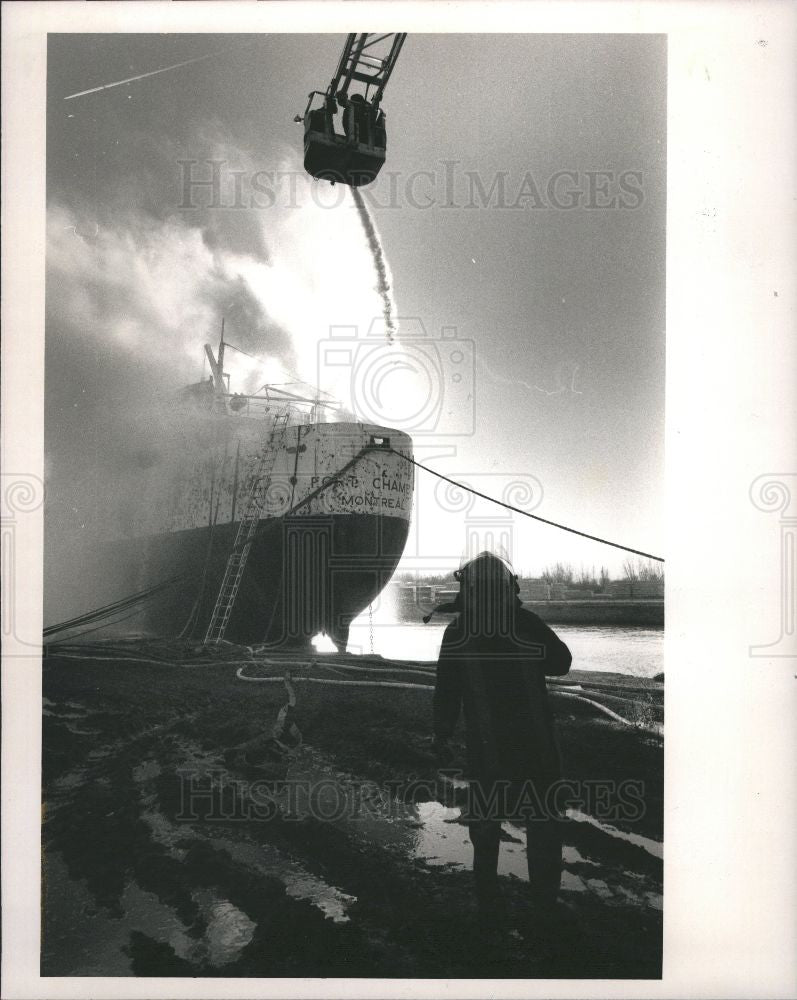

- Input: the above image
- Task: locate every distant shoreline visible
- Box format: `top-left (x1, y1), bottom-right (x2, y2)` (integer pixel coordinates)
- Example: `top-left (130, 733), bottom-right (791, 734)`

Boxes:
top-left (526, 599), bottom-right (664, 627)
top-left (398, 600), bottom-right (664, 628)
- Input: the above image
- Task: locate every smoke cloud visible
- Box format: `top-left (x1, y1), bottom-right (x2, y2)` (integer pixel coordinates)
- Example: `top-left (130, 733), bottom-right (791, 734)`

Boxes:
top-left (44, 129), bottom-right (398, 623)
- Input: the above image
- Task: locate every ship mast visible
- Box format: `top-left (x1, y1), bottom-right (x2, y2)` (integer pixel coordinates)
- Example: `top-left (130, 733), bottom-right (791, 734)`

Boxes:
top-left (201, 324), bottom-right (339, 421)
top-left (203, 319), bottom-right (228, 410)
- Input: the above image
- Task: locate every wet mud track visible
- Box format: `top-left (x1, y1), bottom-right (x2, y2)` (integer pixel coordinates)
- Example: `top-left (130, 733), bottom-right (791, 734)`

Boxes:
top-left (42, 653), bottom-right (662, 978)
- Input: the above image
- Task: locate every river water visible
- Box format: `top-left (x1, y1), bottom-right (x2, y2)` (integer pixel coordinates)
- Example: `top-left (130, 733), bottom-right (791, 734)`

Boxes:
top-left (346, 621), bottom-right (663, 678)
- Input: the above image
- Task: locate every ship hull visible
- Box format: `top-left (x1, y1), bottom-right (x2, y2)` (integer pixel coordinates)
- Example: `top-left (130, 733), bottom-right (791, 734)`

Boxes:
top-left (114, 511), bottom-right (409, 648)
top-left (45, 419), bottom-right (414, 649)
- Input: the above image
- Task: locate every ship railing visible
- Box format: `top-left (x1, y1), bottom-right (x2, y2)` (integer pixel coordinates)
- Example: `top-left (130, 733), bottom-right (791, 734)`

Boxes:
top-left (226, 392), bottom-right (339, 424)
top-left (177, 383), bottom-right (339, 424)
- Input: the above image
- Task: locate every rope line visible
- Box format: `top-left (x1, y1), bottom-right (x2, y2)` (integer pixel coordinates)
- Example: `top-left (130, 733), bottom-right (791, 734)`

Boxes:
top-left (390, 450), bottom-right (664, 563)
top-left (43, 445), bottom-right (660, 643)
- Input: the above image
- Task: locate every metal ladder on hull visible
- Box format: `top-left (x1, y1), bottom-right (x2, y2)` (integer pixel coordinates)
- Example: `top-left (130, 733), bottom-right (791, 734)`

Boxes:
top-left (204, 411), bottom-right (291, 644)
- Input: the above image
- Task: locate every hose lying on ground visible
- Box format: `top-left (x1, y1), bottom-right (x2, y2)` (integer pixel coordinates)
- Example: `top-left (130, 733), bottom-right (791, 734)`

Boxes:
top-left (47, 641), bottom-right (660, 735)
top-left (236, 666), bottom-right (435, 692)
top-left (235, 662), bottom-right (662, 735)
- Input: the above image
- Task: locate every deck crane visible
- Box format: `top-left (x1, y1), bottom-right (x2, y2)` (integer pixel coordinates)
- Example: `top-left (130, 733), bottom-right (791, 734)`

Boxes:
top-left (295, 33), bottom-right (407, 187)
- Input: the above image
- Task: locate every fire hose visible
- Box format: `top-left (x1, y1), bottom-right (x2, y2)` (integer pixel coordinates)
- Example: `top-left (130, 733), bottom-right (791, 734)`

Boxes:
top-left (234, 659), bottom-right (661, 735)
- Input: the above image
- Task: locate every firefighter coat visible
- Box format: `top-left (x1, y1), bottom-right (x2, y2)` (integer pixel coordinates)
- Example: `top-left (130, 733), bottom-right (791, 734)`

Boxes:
top-left (433, 604), bottom-right (572, 798)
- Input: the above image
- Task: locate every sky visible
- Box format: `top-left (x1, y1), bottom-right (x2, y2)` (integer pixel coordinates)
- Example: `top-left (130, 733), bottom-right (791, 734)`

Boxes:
top-left (45, 32), bottom-right (665, 579)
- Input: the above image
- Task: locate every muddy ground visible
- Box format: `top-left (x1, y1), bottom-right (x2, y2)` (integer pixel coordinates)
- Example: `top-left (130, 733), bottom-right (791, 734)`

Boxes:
top-left (42, 645), bottom-right (663, 979)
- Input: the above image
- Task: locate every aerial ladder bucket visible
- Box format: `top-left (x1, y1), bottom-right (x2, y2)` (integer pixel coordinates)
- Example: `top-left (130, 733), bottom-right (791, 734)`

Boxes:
top-left (297, 33), bottom-right (405, 187)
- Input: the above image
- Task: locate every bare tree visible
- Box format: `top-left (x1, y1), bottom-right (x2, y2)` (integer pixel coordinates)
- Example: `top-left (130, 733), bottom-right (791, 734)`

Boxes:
top-left (637, 558), bottom-right (664, 583)
top-left (621, 557), bottom-right (664, 597)
top-left (541, 562), bottom-right (574, 584)
top-left (623, 557), bottom-right (664, 583)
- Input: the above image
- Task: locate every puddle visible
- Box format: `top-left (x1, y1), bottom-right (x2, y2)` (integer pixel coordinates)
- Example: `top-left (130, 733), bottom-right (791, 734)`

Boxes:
top-left (585, 877), bottom-right (614, 900)
top-left (411, 802), bottom-right (473, 870)
top-left (407, 806), bottom-right (601, 882)
top-left (44, 850), bottom-right (272, 975)
top-left (207, 835), bottom-right (356, 924)
top-left (566, 809), bottom-right (663, 859)
top-left (45, 731), bottom-right (662, 976)
top-left (412, 802), bottom-right (529, 881)
top-left (407, 808), bottom-right (599, 883)
top-left (192, 888), bottom-right (257, 965)
top-left (274, 751), bottom-right (662, 912)
top-left (56, 868), bottom-right (255, 972)
top-left (561, 871), bottom-right (588, 893)
top-left (121, 880), bottom-right (198, 964)
top-left (130, 745), bottom-right (357, 925)
top-left (408, 805), bottom-right (530, 882)
top-left (403, 803), bottom-right (661, 911)
top-left (563, 843), bottom-right (599, 867)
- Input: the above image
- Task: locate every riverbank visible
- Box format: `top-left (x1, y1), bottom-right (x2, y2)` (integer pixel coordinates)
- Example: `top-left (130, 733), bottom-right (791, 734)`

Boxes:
top-left (527, 599), bottom-right (664, 627)
top-left (398, 600), bottom-right (664, 628)
top-left (42, 644), bottom-right (663, 978)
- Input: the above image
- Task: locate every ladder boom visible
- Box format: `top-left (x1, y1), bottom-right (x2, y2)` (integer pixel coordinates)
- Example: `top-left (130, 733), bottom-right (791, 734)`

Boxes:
top-left (329, 33), bottom-right (406, 105)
